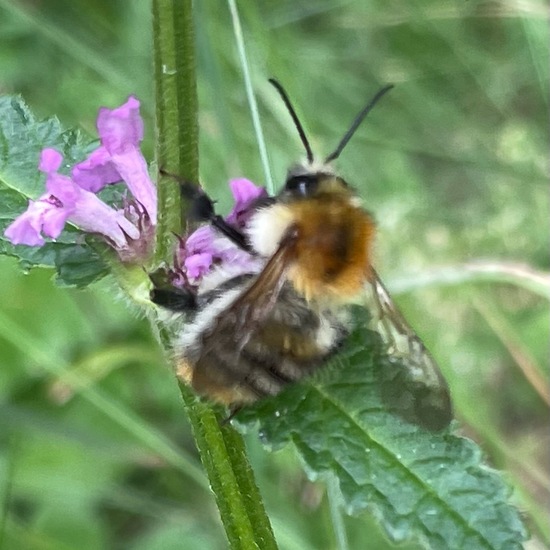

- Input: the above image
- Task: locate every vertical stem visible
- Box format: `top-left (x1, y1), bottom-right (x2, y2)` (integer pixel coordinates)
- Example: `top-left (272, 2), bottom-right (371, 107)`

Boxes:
top-left (153, 0), bottom-right (198, 263)
top-left (182, 386), bottom-right (278, 550)
top-left (151, 2), bottom-right (278, 548)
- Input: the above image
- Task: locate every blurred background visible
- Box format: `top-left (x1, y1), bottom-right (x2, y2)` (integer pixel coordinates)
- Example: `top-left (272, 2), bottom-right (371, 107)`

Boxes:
top-left (0, 1), bottom-right (548, 549)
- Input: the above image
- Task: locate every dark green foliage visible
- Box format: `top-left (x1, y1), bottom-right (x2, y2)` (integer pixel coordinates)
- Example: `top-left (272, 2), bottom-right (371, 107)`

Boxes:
top-left (238, 317), bottom-right (527, 549)
top-left (0, 96), bottom-right (108, 286)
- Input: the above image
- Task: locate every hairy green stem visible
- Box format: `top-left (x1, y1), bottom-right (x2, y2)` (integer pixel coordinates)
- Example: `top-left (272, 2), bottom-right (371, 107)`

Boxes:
top-left (151, 2), bottom-right (277, 548)
top-left (153, 0), bottom-right (198, 263)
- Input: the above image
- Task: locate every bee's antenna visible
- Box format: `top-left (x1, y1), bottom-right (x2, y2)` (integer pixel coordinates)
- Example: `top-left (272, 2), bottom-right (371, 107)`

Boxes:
top-left (325, 84), bottom-right (394, 164)
top-left (268, 78), bottom-right (314, 164)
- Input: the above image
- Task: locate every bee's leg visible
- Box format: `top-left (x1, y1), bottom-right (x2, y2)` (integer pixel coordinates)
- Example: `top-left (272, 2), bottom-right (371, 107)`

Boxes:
top-left (220, 405), bottom-right (243, 426)
top-left (150, 287), bottom-right (197, 312)
top-left (190, 192), bottom-right (253, 253)
top-left (160, 169), bottom-right (253, 253)
top-left (209, 214), bottom-right (253, 253)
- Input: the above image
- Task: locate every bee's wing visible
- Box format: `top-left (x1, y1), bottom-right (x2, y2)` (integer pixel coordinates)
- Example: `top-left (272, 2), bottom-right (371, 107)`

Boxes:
top-left (208, 234), bottom-right (295, 350)
top-left (192, 229), bottom-right (296, 404)
top-left (366, 269), bottom-right (452, 431)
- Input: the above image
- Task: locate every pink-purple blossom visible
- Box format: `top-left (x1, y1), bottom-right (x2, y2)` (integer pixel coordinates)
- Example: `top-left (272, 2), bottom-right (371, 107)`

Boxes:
top-left (4, 96), bottom-right (156, 261)
top-left (5, 148), bottom-right (140, 249)
top-left (4, 194), bottom-right (67, 247)
top-left (4, 94), bottom-right (266, 282)
top-left (173, 178), bottom-right (266, 287)
top-left (72, 96), bottom-right (157, 221)
top-left (225, 178), bottom-right (268, 229)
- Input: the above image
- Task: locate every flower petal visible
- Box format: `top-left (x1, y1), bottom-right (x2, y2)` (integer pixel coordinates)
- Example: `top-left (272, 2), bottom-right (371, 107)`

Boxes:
top-left (184, 252), bottom-right (213, 279)
top-left (97, 96), bottom-right (143, 155)
top-left (84, 96), bottom-right (157, 222)
top-left (41, 198), bottom-right (71, 238)
top-left (39, 148), bottom-right (63, 173)
top-left (229, 178), bottom-right (266, 205)
top-left (45, 172), bottom-right (79, 210)
top-left (184, 225), bottom-right (216, 254)
top-left (226, 178), bottom-right (267, 227)
top-left (41, 149), bottom-right (140, 248)
top-left (69, 193), bottom-right (140, 247)
top-left (72, 147), bottom-right (122, 192)
top-left (175, 178), bottom-right (266, 285)
top-left (4, 218), bottom-right (45, 246)
top-left (4, 195), bottom-right (70, 246)
top-left (4, 207), bottom-right (45, 246)
top-left (109, 148), bottom-right (157, 222)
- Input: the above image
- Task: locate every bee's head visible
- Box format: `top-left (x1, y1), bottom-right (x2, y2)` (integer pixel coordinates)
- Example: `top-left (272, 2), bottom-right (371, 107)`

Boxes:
top-left (268, 78), bottom-right (393, 195)
top-left (281, 163), bottom-right (349, 200)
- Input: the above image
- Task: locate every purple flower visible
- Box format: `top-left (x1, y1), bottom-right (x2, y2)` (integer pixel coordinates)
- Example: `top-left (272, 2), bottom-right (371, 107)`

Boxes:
top-left (226, 178), bottom-right (267, 229)
top-left (4, 96), bottom-right (157, 262)
top-left (71, 96), bottom-right (157, 222)
top-left (5, 149), bottom-right (140, 249)
top-left (71, 147), bottom-right (121, 193)
top-left (185, 252), bottom-right (214, 280)
top-left (173, 179), bottom-right (266, 287)
top-left (4, 194), bottom-right (68, 247)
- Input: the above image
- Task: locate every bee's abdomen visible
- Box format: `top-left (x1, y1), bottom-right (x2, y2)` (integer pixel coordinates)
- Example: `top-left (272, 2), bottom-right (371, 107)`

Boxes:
top-left (188, 330), bottom-right (336, 404)
top-left (177, 287), bottom-right (348, 406)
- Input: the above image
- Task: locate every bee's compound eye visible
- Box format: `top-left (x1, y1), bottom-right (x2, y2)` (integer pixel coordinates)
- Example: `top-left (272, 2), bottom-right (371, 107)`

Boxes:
top-left (285, 175), bottom-right (317, 197)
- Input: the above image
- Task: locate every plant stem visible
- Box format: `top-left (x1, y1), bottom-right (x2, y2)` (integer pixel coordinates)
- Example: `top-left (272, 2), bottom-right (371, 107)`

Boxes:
top-left (153, 0), bottom-right (198, 264)
top-left (151, 2), bottom-right (277, 548)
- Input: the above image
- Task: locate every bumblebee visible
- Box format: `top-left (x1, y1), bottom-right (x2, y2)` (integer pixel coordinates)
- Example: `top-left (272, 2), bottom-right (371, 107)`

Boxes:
top-left (152, 80), bottom-right (452, 431)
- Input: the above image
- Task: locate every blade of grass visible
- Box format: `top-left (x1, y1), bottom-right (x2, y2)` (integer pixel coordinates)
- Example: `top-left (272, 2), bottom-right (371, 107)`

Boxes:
top-left (227, 0), bottom-right (274, 194)
top-left (472, 297), bottom-right (549, 406)
top-left (327, 475), bottom-right (349, 550)
top-left (520, 12), bottom-right (550, 106)
top-left (388, 262), bottom-right (550, 300)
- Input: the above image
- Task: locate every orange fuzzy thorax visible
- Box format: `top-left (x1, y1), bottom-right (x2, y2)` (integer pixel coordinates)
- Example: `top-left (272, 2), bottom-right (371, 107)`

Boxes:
top-left (286, 195), bottom-right (375, 302)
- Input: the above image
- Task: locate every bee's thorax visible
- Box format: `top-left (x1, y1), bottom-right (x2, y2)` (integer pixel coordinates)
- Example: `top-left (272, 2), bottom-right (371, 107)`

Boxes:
top-left (247, 190), bottom-right (375, 303)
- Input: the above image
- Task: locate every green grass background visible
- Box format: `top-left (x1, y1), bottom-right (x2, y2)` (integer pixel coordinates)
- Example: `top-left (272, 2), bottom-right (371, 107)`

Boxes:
top-left (0, 1), bottom-right (548, 549)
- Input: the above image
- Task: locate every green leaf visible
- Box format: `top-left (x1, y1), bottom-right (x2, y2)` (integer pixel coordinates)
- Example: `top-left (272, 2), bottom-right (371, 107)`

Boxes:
top-left (0, 95), bottom-right (108, 286)
top-left (237, 316), bottom-right (528, 550)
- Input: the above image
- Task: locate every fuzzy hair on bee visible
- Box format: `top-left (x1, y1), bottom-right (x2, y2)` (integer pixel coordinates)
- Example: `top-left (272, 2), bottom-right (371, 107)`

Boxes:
top-left (152, 80), bottom-right (452, 431)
